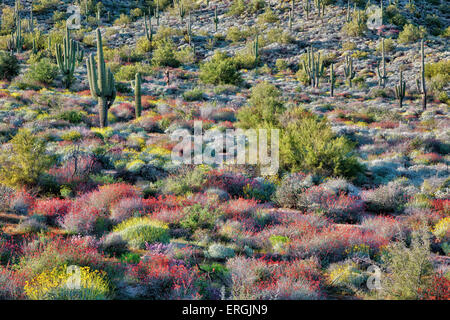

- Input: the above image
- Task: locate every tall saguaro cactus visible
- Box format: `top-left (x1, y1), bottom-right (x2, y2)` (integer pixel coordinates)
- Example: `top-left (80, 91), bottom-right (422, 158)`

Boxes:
top-left (395, 70), bottom-right (406, 109)
top-left (144, 13), bottom-right (153, 43)
top-left (416, 39), bottom-right (427, 110)
top-left (213, 6), bottom-right (219, 32)
top-left (87, 29), bottom-right (117, 128)
top-left (131, 73), bottom-right (142, 119)
top-left (376, 37), bottom-right (388, 88)
top-left (302, 46), bottom-right (324, 88)
top-left (56, 27), bottom-right (77, 89)
top-left (330, 63), bottom-right (336, 97)
top-left (344, 55), bottom-right (356, 88)
top-left (252, 35), bottom-right (259, 63)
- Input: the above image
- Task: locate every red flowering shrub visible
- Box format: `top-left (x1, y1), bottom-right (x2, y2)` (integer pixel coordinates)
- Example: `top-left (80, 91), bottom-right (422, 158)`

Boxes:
top-left (32, 198), bottom-right (72, 224)
top-left (124, 253), bottom-right (202, 299)
top-left (86, 183), bottom-right (140, 214)
top-left (419, 272), bottom-right (450, 300)
top-left (226, 256), bottom-right (324, 300)
top-left (9, 189), bottom-right (35, 215)
top-left (110, 197), bottom-right (145, 224)
top-left (18, 235), bottom-right (108, 279)
top-left (0, 267), bottom-right (25, 299)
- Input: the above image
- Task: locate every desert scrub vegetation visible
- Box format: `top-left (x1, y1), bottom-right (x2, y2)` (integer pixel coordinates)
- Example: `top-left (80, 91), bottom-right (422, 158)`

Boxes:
top-left (200, 51), bottom-right (242, 85)
top-left (0, 129), bottom-right (53, 188)
top-left (0, 0), bottom-right (447, 302)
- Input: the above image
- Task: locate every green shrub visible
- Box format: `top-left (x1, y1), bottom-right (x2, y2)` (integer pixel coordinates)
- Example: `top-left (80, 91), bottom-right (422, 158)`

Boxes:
top-left (206, 243), bottom-right (235, 259)
top-left (0, 51), bottom-right (20, 81)
top-left (398, 24), bottom-right (427, 44)
top-left (26, 58), bottom-right (58, 85)
top-left (113, 217), bottom-right (170, 249)
top-left (151, 39), bottom-right (180, 68)
top-left (199, 51), bottom-right (241, 85)
top-left (114, 14), bottom-right (132, 26)
top-left (237, 81), bottom-right (285, 129)
top-left (376, 38), bottom-right (395, 53)
top-left (183, 87), bottom-right (205, 101)
top-left (257, 8), bottom-right (279, 24)
top-left (228, 0), bottom-right (246, 16)
top-left (0, 129), bottom-right (53, 188)
top-left (424, 59), bottom-right (450, 94)
top-left (381, 230), bottom-right (434, 300)
top-left (343, 11), bottom-right (368, 37)
top-left (180, 203), bottom-right (221, 231)
top-left (280, 114), bottom-right (363, 177)
top-left (226, 26), bottom-right (245, 43)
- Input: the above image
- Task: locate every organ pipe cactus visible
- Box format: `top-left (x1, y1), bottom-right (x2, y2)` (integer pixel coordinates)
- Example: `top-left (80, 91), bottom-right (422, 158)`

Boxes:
top-left (344, 55), bottom-right (356, 87)
top-left (302, 46), bottom-right (324, 88)
top-left (131, 73), bottom-right (142, 118)
top-left (86, 29), bottom-right (117, 128)
top-left (376, 37), bottom-right (387, 88)
top-left (178, 1), bottom-right (185, 23)
top-left (415, 39), bottom-right (427, 110)
top-left (394, 70), bottom-right (406, 109)
top-left (56, 27), bottom-right (77, 89)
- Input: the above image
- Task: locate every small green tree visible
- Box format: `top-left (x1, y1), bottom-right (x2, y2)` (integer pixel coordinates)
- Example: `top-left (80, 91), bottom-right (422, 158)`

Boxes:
top-left (237, 81), bottom-right (285, 129)
top-left (0, 129), bottom-right (53, 188)
top-left (280, 115), bottom-right (363, 177)
top-left (199, 51), bottom-right (241, 85)
top-left (0, 51), bottom-right (20, 81)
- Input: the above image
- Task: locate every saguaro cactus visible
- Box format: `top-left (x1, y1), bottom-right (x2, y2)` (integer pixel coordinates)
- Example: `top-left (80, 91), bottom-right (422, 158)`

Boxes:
top-left (289, 7), bottom-right (293, 31)
top-left (376, 37), bottom-right (388, 88)
top-left (252, 35), bottom-right (259, 63)
top-left (344, 55), bottom-right (356, 87)
top-left (131, 73), bottom-right (142, 118)
top-left (8, 18), bottom-right (23, 53)
top-left (86, 29), bottom-right (117, 128)
top-left (213, 6), bottom-right (219, 32)
top-left (75, 42), bottom-right (84, 65)
top-left (416, 39), bottom-right (427, 110)
top-left (144, 13), bottom-right (153, 43)
top-left (56, 27), bottom-right (77, 88)
top-left (302, 46), bottom-right (324, 88)
top-left (330, 63), bottom-right (336, 97)
top-left (395, 70), bottom-right (406, 109)
top-left (304, 0), bottom-right (311, 19)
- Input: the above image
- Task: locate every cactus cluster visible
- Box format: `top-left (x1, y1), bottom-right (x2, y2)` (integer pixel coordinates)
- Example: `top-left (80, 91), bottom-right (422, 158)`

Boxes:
top-left (56, 27), bottom-right (79, 88)
top-left (8, 18), bottom-right (23, 54)
top-left (302, 46), bottom-right (324, 88)
top-left (86, 29), bottom-right (117, 128)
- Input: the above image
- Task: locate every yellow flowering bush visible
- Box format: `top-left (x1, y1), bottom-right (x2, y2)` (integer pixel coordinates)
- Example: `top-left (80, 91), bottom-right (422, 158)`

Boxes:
top-left (327, 261), bottom-right (367, 289)
top-left (113, 217), bottom-right (170, 249)
top-left (24, 265), bottom-right (110, 300)
top-left (432, 217), bottom-right (450, 241)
